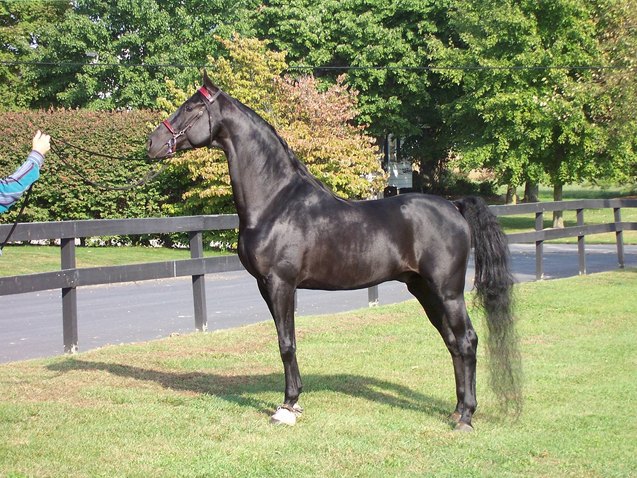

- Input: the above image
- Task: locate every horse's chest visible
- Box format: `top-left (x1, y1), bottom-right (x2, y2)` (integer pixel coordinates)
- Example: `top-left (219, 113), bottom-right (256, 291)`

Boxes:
top-left (238, 226), bottom-right (305, 276)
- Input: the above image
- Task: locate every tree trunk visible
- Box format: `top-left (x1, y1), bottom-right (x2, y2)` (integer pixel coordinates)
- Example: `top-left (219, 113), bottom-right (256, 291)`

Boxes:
top-left (523, 181), bottom-right (539, 203)
top-left (506, 185), bottom-right (518, 204)
top-left (553, 183), bottom-right (564, 228)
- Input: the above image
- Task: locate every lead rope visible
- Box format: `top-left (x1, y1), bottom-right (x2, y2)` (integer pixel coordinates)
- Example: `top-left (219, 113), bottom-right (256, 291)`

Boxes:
top-left (1, 138), bottom-right (170, 255)
top-left (0, 184), bottom-right (33, 256)
top-left (50, 138), bottom-right (170, 192)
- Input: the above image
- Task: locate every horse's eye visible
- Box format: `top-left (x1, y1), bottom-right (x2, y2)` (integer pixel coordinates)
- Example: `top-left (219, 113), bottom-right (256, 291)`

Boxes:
top-left (185, 105), bottom-right (193, 112)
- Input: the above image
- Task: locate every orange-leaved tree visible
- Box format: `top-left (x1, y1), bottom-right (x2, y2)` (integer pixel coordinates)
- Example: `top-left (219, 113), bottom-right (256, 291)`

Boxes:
top-left (158, 34), bottom-right (384, 216)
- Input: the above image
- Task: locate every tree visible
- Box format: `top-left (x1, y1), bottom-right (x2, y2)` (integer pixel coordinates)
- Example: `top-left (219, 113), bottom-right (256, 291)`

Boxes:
top-left (255, 0), bottom-right (437, 136)
top-left (253, 0), bottom-right (449, 188)
top-left (429, 0), bottom-right (632, 223)
top-left (0, 0), bottom-right (68, 110)
top-left (595, 0), bottom-right (637, 185)
top-left (158, 34), bottom-right (288, 214)
top-left (159, 34), bottom-right (384, 216)
top-left (275, 74), bottom-right (384, 198)
top-left (11, 0), bottom-right (258, 110)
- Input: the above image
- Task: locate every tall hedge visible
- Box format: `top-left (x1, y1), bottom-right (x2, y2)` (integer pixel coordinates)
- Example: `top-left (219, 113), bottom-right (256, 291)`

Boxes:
top-left (0, 109), bottom-right (175, 226)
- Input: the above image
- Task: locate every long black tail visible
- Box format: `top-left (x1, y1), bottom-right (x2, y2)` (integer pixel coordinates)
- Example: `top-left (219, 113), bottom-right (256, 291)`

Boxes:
top-left (455, 196), bottom-right (522, 415)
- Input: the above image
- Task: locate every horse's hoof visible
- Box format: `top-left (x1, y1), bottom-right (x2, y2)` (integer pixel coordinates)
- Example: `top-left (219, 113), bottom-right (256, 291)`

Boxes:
top-left (449, 411), bottom-right (462, 423)
top-left (454, 421), bottom-right (474, 433)
top-left (270, 404), bottom-right (303, 426)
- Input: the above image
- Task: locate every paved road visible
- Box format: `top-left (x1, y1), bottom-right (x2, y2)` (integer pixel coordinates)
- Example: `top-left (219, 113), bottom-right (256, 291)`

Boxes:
top-left (1, 244), bottom-right (634, 363)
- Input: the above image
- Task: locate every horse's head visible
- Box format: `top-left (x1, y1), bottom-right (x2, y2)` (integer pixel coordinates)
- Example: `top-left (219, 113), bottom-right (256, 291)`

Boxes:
top-left (147, 71), bottom-right (222, 159)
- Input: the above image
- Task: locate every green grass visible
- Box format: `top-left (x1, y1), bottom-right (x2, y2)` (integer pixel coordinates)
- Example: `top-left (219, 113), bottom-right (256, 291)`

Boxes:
top-left (0, 245), bottom-right (228, 276)
top-left (1, 270), bottom-right (635, 477)
top-left (534, 184), bottom-right (635, 201)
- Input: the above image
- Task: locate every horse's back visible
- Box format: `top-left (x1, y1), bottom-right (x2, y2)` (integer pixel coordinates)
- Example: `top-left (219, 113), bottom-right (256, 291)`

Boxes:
top-left (363, 193), bottom-right (468, 236)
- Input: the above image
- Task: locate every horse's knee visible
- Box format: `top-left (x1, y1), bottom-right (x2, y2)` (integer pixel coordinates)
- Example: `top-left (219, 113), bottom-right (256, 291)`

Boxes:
top-left (279, 340), bottom-right (296, 362)
top-left (462, 328), bottom-right (478, 353)
top-left (445, 325), bottom-right (478, 362)
top-left (444, 334), bottom-right (460, 356)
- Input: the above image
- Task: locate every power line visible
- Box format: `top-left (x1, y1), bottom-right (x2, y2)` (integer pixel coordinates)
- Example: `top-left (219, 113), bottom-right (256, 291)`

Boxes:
top-left (289, 65), bottom-right (634, 72)
top-left (0, 61), bottom-right (197, 69)
top-left (0, 60), bottom-right (634, 72)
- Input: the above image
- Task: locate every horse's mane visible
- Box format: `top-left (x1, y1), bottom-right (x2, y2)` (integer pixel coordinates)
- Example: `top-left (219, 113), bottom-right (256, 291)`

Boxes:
top-left (227, 95), bottom-right (333, 194)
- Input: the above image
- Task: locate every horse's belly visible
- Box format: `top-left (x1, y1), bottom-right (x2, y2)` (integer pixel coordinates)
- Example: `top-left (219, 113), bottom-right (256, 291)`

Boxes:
top-left (296, 253), bottom-right (411, 291)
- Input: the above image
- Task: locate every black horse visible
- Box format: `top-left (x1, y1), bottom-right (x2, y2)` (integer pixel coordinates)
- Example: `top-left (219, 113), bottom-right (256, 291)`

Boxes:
top-left (147, 73), bottom-right (521, 431)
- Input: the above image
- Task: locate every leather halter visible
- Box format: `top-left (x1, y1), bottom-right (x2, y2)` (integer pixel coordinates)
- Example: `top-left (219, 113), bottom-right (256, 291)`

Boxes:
top-left (162, 86), bottom-right (222, 154)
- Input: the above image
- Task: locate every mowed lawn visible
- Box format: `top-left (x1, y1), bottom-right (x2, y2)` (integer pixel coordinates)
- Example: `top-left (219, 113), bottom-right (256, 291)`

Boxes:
top-left (0, 270), bottom-right (635, 477)
top-left (0, 245), bottom-right (228, 277)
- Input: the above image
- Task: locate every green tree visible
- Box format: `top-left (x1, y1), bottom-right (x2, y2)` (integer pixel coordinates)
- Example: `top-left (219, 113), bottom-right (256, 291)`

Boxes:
top-left (252, 0), bottom-right (503, 194)
top-left (429, 0), bottom-right (632, 222)
top-left (595, 0), bottom-right (637, 185)
top-left (253, 0), bottom-right (446, 185)
top-left (0, 0), bottom-right (68, 110)
top-left (16, 0), bottom-right (258, 110)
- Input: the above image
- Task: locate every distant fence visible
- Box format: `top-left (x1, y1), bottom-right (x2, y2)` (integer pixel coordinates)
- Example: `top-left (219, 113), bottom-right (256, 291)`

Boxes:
top-left (1, 199), bottom-right (635, 354)
top-left (491, 198), bottom-right (637, 279)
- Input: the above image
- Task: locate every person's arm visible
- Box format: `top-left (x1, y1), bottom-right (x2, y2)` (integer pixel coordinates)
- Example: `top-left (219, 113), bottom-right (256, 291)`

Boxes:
top-left (0, 131), bottom-right (49, 213)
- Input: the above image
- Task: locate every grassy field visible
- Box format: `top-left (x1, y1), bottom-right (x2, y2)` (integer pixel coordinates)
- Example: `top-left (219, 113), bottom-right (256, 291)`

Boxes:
top-left (533, 184), bottom-right (635, 201)
top-left (0, 245), bottom-right (227, 277)
top-left (0, 270), bottom-right (635, 477)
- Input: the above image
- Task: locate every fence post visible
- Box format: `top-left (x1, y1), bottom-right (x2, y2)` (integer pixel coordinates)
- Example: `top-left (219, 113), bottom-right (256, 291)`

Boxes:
top-left (535, 211), bottom-right (544, 280)
top-left (576, 208), bottom-right (586, 275)
top-left (189, 231), bottom-right (208, 332)
top-left (61, 238), bottom-right (78, 354)
top-left (614, 207), bottom-right (625, 269)
top-left (368, 286), bottom-right (379, 307)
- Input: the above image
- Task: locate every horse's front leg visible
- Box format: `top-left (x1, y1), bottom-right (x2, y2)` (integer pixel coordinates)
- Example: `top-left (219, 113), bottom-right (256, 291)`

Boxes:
top-left (258, 275), bottom-right (303, 426)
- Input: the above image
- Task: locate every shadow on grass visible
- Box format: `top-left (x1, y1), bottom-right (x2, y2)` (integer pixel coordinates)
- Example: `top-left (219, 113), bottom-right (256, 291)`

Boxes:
top-left (47, 359), bottom-right (452, 420)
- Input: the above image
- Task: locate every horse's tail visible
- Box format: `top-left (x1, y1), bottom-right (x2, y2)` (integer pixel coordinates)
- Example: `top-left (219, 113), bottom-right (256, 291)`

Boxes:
top-left (454, 196), bottom-right (522, 415)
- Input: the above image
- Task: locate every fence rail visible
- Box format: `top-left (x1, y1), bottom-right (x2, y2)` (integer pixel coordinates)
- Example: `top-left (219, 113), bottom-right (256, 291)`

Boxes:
top-left (491, 198), bottom-right (637, 279)
top-left (1, 199), bottom-right (635, 354)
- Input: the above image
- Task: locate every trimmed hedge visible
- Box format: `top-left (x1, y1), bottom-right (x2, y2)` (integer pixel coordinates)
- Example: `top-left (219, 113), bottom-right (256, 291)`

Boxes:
top-left (0, 109), bottom-right (175, 227)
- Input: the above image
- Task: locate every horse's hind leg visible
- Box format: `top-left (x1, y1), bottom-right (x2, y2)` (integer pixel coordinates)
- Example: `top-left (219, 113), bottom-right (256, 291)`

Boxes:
top-left (257, 274), bottom-right (303, 425)
top-left (407, 278), bottom-right (478, 431)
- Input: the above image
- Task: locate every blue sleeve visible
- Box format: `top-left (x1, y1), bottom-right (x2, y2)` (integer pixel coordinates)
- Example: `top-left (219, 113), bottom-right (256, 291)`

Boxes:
top-left (0, 152), bottom-right (43, 214)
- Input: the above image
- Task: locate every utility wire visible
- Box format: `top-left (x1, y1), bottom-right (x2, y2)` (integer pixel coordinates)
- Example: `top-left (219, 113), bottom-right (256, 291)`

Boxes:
top-left (288, 65), bottom-right (634, 72)
top-left (0, 60), bottom-right (634, 72)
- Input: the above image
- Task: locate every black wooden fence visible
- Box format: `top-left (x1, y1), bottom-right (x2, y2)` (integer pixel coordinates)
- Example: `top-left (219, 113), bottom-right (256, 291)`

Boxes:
top-left (1, 198), bottom-right (635, 354)
top-left (0, 215), bottom-right (242, 353)
top-left (491, 198), bottom-right (637, 279)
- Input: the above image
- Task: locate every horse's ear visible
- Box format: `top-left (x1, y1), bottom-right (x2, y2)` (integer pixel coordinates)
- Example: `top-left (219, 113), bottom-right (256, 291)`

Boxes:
top-left (202, 70), bottom-right (217, 91)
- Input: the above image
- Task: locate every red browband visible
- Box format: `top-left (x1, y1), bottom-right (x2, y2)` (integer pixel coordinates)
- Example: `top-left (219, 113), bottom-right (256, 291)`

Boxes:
top-left (198, 86), bottom-right (220, 103)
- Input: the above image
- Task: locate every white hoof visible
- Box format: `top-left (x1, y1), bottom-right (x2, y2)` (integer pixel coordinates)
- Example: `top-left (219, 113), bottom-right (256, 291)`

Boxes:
top-left (270, 404), bottom-right (303, 426)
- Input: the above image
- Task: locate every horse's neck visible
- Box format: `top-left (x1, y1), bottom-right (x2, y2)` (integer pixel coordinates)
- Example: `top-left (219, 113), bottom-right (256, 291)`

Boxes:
top-left (218, 109), bottom-right (322, 227)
